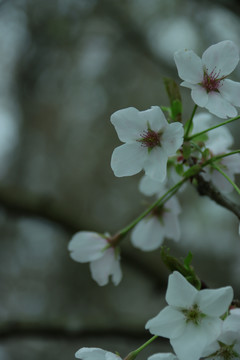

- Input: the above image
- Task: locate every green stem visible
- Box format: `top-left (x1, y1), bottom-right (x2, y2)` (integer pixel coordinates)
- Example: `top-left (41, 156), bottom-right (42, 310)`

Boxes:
top-left (211, 164), bottom-right (240, 195)
top-left (124, 335), bottom-right (158, 360)
top-left (118, 178), bottom-right (186, 238)
top-left (184, 104), bottom-right (198, 139)
top-left (206, 150), bottom-right (240, 164)
top-left (186, 115), bottom-right (240, 141)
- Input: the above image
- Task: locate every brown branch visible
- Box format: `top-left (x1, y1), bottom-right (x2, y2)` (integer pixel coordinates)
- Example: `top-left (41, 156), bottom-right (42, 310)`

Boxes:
top-left (195, 174), bottom-right (240, 219)
top-left (0, 320), bottom-right (153, 341)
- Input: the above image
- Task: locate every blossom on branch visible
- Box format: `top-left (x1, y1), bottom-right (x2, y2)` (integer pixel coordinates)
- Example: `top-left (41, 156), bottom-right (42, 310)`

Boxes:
top-left (111, 106), bottom-right (184, 182)
top-left (68, 231), bottom-right (122, 286)
top-left (174, 40), bottom-right (240, 118)
top-left (75, 348), bottom-right (121, 360)
top-left (201, 308), bottom-right (240, 359)
top-left (131, 196), bottom-right (181, 251)
top-left (145, 271), bottom-right (233, 360)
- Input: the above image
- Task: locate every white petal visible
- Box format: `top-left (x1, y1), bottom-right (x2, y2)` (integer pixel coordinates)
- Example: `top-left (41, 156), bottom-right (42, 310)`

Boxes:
top-left (198, 286), bottom-right (233, 316)
top-left (219, 79), bottom-right (240, 106)
top-left (145, 305), bottom-right (186, 339)
top-left (139, 174), bottom-right (166, 196)
top-left (191, 86), bottom-right (209, 107)
top-left (180, 81), bottom-right (195, 89)
top-left (68, 232), bottom-right (107, 263)
top-left (148, 353), bottom-right (178, 360)
top-left (205, 92), bottom-right (237, 118)
top-left (110, 107), bottom-right (147, 142)
top-left (111, 253), bottom-right (122, 286)
top-left (139, 106), bottom-right (168, 132)
top-left (111, 143), bottom-right (146, 177)
top-left (166, 272), bottom-right (198, 308)
top-left (90, 248), bottom-right (116, 286)
top-left (202, 40), bottom-right (239, 77)
top-left (144, 148), bottom-right (168, 182)
top-left (161, 122), bottom-right (184, 155)
top-left (75, 347), bottom-right (108, 360)
top-left (165, 196), bottom-right (181, 215)
top-left (174, 49), bottom-right (203, 83)
top-left (170, 322), bottom-right (215, 360)
top-left (206, 126), bottom-right (233, 154)
top-left (163, 212), bottom-right (181, 242)
top-left (131, 216), bottom-right (165, 251)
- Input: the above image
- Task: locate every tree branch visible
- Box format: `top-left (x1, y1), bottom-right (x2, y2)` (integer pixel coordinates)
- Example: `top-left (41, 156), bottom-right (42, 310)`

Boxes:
top-left (0, 320), bottom-right (153, 340)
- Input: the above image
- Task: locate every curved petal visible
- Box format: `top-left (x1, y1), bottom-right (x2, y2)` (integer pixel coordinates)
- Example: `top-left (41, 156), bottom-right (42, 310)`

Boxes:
top-left (191, 86), bottom-right (209, 107)
top-left (111, 143), bottom-right (146, 177)
top-left (75, 348), bottom-right (108, 360)
top-left (163, 212), bottom-right (181, 242)
top-left (219, 79), bottom-right (240, 106)
top-left (205, 92), bottom-right (237, 118)
top-left (111, 253), bottom-right (122, 286)
top-left (110, 107), bottom-right (147, 142)
top-left (131, 216), bottom-right (165, 251)
top-left (68, 232), bottom-right (107, 262)
top-left (170, 321), bottom-right (217, 360)
top-left (198, 286), bottom-right (233, 316)
top-left (148, 353), bottom-right (178, 360)
top-left (139, 106), bottom-right (168, 132)
top-left (139, 174), bottom-right (166, 196)
top-left (144, 148), bottom-right (168, 182)
top-left (206, 125), bottom-right (233, 154)
top-left (161, 122), bottom-right (184, 155)
top-left (174, 49), bottom-right (203, 83)
top-left (202, 40), bottom-right (239, 77)
top-left (90, 248), bottom-right (116, 286)
top-left (166, 271), bottom-right (198, 308)
top-left (145, 305), bottom-right (186, 339)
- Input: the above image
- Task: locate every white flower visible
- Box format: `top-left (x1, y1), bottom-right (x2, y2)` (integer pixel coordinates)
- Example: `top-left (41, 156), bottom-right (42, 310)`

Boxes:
top-left (201, 309), bottom-right (240, 359)
top-left (192, 112), bottom-right (234, 154)
top-left (145, 271), bottom-right (233, 360)
top-left (111, 106), bottom-right (184, 182)
top-left (131, 196), bottom-right (181, 251)
top-left (68, 231), bottom-right (122, 286)
top-left (148, 353), bottom-right (178, 360)
top-left (174, 40), bottom-right (240, 118)
top-left (75, 347), bottom-right (121, 360)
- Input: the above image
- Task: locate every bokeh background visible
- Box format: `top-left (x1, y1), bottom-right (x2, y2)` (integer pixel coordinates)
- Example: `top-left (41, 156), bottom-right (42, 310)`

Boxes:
top-left (0, 0), bottom-right (240, 359)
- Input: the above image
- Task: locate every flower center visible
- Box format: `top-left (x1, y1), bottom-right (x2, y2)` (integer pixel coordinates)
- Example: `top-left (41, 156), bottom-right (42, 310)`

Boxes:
top-left (201, 67), bottom-right (224, 93)
top-left (138, 129), bottom-right (161, 149)
top-left (215, 341), bottom-right (240, 360)
top-left (182, 303), bottom-right (204, 325)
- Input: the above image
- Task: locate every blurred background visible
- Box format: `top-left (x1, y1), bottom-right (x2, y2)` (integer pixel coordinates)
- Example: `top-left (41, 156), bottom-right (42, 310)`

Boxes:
top-left (0, 0), bottom-right (240, 359)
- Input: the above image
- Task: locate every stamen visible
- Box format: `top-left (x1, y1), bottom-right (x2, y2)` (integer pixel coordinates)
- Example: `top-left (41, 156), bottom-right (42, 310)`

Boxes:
top-left (138, 129), bottom-right (161, 149)
top-left (201, 67), bottom-right (224, 93)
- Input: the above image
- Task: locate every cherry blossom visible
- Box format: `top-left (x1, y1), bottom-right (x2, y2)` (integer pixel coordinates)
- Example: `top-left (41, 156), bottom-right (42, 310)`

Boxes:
top-left (131, 196), bottom-right (181, 251)
top-left (68, 231), bottom-right (122, 286)
top-left (145, 271), bottom-right (233, 360)
top-left (110, 106), bottom-right (184, 182)
top-left (174, 41), bottom-right (240, 118)
top-left (201, 308), bottom-right (240, 359)
top-left (75, 348), bottom-right (121, 360)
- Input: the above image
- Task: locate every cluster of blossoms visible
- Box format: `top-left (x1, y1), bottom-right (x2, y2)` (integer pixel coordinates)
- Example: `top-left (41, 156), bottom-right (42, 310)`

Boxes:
top-left (75, 272), bottom-right (240, 360)
top-left (68, 40), bottom-right (240, 360)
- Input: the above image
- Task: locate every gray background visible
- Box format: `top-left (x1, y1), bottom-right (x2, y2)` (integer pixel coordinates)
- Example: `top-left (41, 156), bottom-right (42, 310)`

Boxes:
top-left (0, 0), bottom-right (240, 359)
